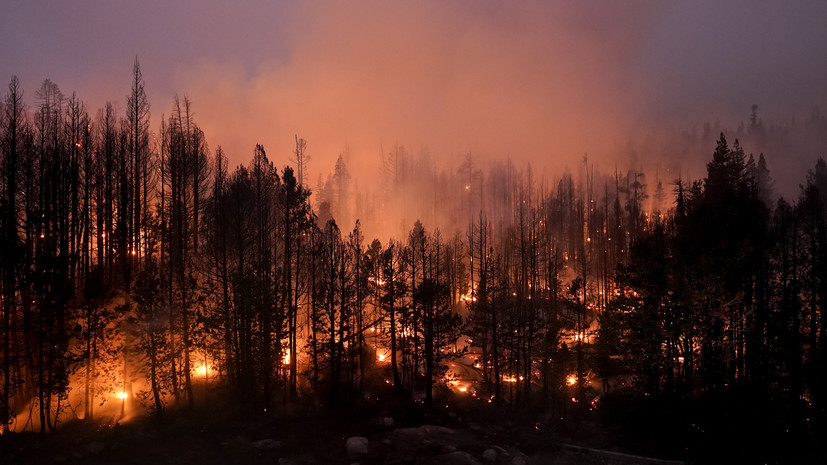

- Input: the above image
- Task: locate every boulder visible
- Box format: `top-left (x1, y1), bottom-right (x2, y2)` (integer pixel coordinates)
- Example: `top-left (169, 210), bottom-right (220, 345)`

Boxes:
top-left (392, 425), bottom-right (455, 447)
top-left (252, 438), bottom-right (281, 450)
top-left (346, 436), bottom-right (370, 458)
top-left (428, 451), bottom-right (481, 465)
top-left (511, 456), bottom-right (527, 465)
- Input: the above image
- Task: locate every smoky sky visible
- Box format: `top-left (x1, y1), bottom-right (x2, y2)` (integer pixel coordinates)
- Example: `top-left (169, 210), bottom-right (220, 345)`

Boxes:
top-left (3, 0), bottom-right (827, 188)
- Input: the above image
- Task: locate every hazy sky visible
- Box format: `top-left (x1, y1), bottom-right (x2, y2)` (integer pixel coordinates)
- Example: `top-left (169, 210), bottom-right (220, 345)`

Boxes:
top-left (3, 1), bottom-right (827, 184)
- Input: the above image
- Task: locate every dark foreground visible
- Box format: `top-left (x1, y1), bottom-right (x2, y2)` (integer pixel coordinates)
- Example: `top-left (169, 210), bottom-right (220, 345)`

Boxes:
top-left (0, 388), bottom-right (823, 465)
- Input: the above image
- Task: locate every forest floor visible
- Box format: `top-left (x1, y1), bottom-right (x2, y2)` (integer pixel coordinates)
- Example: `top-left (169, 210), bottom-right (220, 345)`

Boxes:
top-left (3, 384), bottom-right (824, 464)
top-left (0, 386), bottom-right (699, 465)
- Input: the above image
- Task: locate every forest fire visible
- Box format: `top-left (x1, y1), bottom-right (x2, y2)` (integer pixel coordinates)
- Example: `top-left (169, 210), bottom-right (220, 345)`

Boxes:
top-left (1, 5), bottom-right (827, 461)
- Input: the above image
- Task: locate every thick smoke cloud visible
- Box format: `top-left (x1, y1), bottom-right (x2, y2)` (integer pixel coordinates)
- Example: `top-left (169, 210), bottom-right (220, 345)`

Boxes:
top-left (177, 1), bottom-right (663, 181)
top-left (2, 1), bottom-right (826, 196)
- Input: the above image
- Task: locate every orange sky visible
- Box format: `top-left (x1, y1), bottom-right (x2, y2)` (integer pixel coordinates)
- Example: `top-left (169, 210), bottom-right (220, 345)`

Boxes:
top-left (2, 1), bottom-right (827, 195)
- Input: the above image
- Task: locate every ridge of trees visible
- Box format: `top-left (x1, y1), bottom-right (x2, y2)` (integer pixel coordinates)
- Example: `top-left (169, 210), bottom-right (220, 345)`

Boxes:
top-left (0, 70), bottom-right (825, 458)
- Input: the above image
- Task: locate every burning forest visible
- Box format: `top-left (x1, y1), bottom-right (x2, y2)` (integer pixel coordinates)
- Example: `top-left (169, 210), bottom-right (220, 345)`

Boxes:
top-left (3, 2), bottom-right (827, 464)
top-left (1, 66), bottom-right (826, 463)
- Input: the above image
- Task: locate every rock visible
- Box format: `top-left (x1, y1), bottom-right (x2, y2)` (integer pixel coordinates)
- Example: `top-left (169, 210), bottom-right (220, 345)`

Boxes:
top-left (384, 454), bottom-right (415, 465)
top-left (382, 439), bottom-right (393, 446)
top-left (84, 441), bottom-right (106, 455)
top-left (468, 422), bottom-right (483, 432)
top-left (278, 458), bottom-right (298, 465)
top-left (429, 451), bottom-right (481, 465)
top-left (482, 448), bottom-right (497, 462)
top-left (511, 456), bottom-right (526, 465)
top-left (346, 436), bottom-right (369, 458)
top-left (381, 417), bottom-right (394, 427)
top-left (420, 425), bottom-right (455, 436)
top-left (441, 444), bottom-right (458, 453)
top-left (252, 438), bottom-right (281, 450)
top-left (392, 424), bottom-right (456, 447)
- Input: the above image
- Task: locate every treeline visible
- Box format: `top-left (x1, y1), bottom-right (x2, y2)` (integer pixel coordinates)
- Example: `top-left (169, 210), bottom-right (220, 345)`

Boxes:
top-left (0, 63), bottom-right (638, 431)
top-left (597, 136), bottom-right (827, 435)
top-left (1, 63), bottom-right (825, 448)
top-left (0, 64), bottom-right (485, 433)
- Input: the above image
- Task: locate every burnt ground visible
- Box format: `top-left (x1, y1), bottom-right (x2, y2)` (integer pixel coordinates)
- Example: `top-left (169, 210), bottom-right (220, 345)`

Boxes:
top-left (0, 386), bottom-right (823, 465)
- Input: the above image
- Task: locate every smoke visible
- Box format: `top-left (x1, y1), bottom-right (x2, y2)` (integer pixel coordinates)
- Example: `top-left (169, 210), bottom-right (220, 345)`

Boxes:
top-left (175, 1), bottom-right (666, 180)
top-left (3, 1), bottom-right (827, 210)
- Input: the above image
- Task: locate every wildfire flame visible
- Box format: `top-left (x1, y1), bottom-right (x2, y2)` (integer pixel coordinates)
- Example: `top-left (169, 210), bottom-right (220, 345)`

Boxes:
top-left (368, 276), bottom-right (386, 286)
top-left (197, 365), bottom-right (208, 376)
top-left (566, 374), bottom-right (577, 386)
top-left (116, 392), bottom-right (128, 399)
